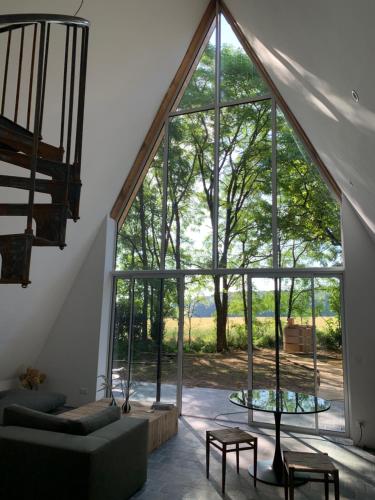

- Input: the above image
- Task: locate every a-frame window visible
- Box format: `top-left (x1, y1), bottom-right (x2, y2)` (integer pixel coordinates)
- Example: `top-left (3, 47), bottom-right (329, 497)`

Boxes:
top-left (115, 11), bottom-right (342, 272)
top-left (111, 2), bottom-right (346, 435)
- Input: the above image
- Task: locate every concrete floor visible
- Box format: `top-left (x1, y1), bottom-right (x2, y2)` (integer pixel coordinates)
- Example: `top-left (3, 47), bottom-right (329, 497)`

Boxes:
top-left (116, 382), bottom-right (346, 433)
top-left (133, 415), bottom-right (375, 499)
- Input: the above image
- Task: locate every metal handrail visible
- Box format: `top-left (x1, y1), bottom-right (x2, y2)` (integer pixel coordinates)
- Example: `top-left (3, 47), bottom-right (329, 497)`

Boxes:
top-left (0, 14), bottom-right (89, 27)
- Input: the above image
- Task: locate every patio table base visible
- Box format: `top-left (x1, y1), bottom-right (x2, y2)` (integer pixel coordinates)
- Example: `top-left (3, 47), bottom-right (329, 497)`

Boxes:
top-left (249, 460), bottom-right (307, 487)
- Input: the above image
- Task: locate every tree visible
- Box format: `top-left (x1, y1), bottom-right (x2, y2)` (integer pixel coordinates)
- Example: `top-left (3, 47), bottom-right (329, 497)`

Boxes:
top-left (116, 31), bottom-right (342, 355)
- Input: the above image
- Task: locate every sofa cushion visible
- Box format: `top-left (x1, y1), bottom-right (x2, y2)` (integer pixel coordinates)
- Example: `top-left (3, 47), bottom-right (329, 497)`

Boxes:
top-left (3, 405), bottom-right (73, 433)
top-left (3, 404), bottom-right (121, 436)
top-left (68, 406), bottom-right (121, 435)
top-left (0, 389), bottom-right (66, 424)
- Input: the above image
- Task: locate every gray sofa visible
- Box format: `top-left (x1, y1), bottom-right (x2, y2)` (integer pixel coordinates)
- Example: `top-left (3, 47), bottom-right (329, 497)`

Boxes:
top-left (0, 389), bottom-right (66, 423)
top-left (0, 405), bottom-right (148, 500)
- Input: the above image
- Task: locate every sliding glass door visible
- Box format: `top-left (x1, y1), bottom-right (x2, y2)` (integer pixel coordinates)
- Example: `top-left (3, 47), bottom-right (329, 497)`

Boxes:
top-left (111, 277), bottom-right (179, 405)
top-left (110, 272), bottom-right (346, 434)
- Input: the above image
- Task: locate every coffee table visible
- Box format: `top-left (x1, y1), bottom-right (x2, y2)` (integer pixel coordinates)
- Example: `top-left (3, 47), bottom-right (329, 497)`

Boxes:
top-left (230, 389), bottom-right (331, 486)
top-left (61, 399), bottom-right (178, 453)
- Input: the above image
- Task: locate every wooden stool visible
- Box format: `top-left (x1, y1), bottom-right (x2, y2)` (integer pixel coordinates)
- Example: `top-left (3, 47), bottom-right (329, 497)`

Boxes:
top-left (206, 428), bottom-right (257, 494)
top-left (283, 451), bottom-right (339, 500)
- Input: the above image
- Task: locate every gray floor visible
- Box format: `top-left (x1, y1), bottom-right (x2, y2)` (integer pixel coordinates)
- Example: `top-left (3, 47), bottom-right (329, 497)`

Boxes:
top-left (117, 382), bottom-right (346, 432)
top-left (133, 415), bottom-right (375, 499)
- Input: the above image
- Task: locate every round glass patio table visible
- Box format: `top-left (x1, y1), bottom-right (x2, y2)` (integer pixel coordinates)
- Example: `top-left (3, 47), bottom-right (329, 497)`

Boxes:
top-left (229, 389), bottom-right (331, 486)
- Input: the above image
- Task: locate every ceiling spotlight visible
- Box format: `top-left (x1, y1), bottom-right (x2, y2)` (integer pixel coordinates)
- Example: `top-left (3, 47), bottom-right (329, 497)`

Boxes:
top-left (351, 90), bottom-right (359, 102)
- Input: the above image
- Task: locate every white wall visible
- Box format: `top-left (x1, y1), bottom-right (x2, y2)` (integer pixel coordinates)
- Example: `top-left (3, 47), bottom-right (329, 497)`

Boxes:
top-left (0, 0), bottom-right (209, 385)
top-left (342, 196), bottom-right (375, 447)
top-left (36, 216), bottom-right (115, 406)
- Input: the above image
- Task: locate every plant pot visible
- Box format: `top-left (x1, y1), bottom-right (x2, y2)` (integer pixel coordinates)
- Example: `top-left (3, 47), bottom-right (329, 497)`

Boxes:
top-left (122, 399), bottom-right (131, 414)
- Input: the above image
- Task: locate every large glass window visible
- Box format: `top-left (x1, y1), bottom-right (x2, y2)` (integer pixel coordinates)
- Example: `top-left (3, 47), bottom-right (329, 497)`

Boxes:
top-left (111, 10), bottom-right (345, 435)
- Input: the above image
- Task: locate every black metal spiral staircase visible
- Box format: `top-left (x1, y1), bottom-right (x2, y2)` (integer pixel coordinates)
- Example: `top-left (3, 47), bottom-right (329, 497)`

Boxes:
top-left (0, 14), bottom-right (89, 286)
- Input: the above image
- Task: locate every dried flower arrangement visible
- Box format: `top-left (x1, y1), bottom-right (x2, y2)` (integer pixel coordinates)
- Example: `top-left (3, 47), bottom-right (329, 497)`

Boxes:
top-left (19, 367), bottom-right (47, 390)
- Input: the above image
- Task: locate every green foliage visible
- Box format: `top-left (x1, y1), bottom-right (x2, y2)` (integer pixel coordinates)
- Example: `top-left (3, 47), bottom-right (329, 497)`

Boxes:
top-left (227, 324), bottom-right (248, 350)
top-left (253, 319), bottom-right (276, 348)
top-left (183, 337), bottom-right (217, 353)
top-left (317, 320), bottom-right (342, 351)
top-left (114, 18), bottom-right (343, 357)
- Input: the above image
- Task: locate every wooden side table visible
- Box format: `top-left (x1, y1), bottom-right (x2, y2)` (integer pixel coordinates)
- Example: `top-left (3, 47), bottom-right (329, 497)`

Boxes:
top-left (206, 428), bottom-right (257, 494)
top-left (283, 451), bottom-right (339, 500)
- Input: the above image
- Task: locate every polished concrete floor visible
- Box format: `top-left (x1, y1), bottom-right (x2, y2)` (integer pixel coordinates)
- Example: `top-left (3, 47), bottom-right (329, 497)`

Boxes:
top-left (133, 415), bottom-right (375, 500)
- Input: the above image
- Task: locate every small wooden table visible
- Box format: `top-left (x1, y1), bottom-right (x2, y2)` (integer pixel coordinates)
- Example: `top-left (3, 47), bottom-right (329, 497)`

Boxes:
top-left (283, 451), bottom-right (339, 500)
top-left (206, 428), bottom-right (257, 494)
top-left (61, 399), bottom-right (178, 453)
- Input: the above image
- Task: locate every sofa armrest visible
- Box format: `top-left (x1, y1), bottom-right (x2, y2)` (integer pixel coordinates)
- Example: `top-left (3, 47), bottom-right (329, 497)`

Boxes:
top-left (0, 417), bottom-right (148, 500)
top-left (89, 417), bottom-right (149, 500)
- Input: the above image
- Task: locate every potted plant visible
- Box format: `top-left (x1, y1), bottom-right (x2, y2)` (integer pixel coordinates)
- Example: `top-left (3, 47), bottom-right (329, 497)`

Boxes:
top-left (97, 375), bottom-right (117, 406)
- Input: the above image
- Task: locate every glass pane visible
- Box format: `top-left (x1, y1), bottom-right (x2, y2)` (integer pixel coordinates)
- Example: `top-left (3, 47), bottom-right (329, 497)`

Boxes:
top-left (116, 142), bottom-right (163, 270)
top-left (251, 277), bottom-right (275, 425)
top-left (220, 15), bottom-right (269, 102)
top-left (111, 278), bottom-right (177, 405)
top-left (219, 101), bottom-right (272, 268)
top-left (279, 277), bottom-right (315, 429)
top-left (181, 275), bottom-right (249, 425)
top-left (111, 279), bottom-right (131, 393)
top-left (177, 30), bottom-right (215, 111)
top-left (160, 278), bottom-right (179, 403)
top-left (277, 107), bottom-right (342, 268)
top-left (166, 111), bottom-right (214, 269)
top-left (315, 277), bottom-right (345, 432)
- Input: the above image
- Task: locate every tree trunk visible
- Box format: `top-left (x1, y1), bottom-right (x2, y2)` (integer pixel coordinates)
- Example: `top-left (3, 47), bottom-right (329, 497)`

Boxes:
top-left (287, 277), bottom-right (295, 319)
top-left (188, 316), bottom-right (192, 345)
top-left (175, 204), bottom-right (181, 270)
top-left (141, 281), bottom-right (148, 342)
top-left (241, 274), bottom-right (248, 327)
top-left (214, 276), bottom-right (228, 352)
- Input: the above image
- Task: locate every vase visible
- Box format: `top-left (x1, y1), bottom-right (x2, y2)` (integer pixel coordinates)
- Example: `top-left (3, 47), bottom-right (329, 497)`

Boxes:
top-left (122, 399), bottom-right (131, 414)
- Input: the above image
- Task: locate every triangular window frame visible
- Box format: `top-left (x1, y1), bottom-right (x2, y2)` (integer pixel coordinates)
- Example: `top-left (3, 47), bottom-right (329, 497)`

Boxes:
top-left (113, 0), bottom-right (342, 273)
top-left (112, 0), bottom-right (340, 225)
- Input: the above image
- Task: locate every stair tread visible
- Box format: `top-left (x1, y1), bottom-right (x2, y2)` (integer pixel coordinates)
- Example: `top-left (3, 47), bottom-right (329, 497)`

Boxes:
top-left (0, 115), bottom-right (34, 137)
top-left (0, 114), bottom-right (64, 161)
top-left (0, 148), bottom-right (69, 180)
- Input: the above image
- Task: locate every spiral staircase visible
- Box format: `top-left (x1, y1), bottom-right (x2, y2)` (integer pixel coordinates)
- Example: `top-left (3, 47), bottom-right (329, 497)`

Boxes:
top-left (0, 14), bottom-right (89, 286)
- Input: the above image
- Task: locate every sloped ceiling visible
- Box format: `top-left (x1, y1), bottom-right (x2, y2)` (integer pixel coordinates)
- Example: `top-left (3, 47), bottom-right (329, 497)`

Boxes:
top-left (226, 0), bottom-right (375, 238)
top-left (0, 0), bottom-right (209, 382)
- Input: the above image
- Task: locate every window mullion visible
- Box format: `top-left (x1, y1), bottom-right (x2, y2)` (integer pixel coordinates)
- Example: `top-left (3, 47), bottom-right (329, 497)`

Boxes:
top-left (160, 119), bottom-right (169, 270)
top-left (213, 5), bottom-right (221, 269)
top-left (272, 97), bottom-right (278, 268)
top-left (311, 277), bottom-right (319, 432)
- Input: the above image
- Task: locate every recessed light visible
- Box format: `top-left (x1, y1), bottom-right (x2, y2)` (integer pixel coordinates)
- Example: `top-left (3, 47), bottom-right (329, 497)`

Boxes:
top-left (352, 90), bottom-right (359, 102)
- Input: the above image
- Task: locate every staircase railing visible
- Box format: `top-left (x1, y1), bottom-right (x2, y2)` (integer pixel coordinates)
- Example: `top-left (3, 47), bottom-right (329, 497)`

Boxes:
top-left (0, 14), bottom-right (89, 286)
